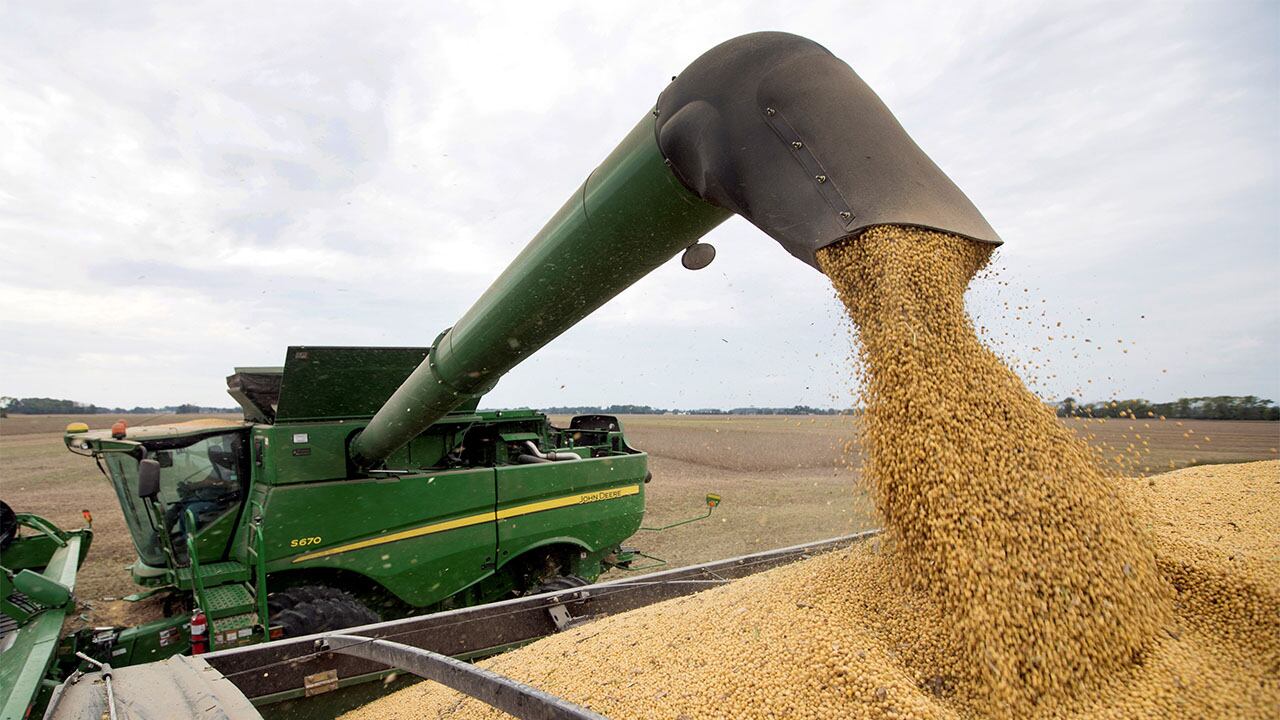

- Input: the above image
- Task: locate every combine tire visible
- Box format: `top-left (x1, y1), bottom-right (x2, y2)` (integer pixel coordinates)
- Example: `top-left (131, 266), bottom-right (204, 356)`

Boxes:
top-left (267, 585), bottom-right (350, 615)
top-left (0, 501), bottom-right (17, 550)
top-left (268, 585), bottom-right (379, 637)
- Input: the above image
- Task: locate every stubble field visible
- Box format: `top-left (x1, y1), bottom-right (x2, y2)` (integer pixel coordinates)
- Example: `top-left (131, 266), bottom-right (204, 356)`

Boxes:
top-left (1, 412), bottom-right (1275, 618)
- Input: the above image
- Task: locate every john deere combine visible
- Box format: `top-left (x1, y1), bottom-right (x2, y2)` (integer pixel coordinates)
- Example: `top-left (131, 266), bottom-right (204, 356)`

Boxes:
top-left (59, 349), bottom-right (653, 657)
top-left (2, 32), bottom-right (997, 720)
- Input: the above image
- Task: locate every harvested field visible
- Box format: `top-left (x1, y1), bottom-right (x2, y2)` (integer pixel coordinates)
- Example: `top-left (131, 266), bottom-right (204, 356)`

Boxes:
top-left (584, 413), bottom-right (1277, 573)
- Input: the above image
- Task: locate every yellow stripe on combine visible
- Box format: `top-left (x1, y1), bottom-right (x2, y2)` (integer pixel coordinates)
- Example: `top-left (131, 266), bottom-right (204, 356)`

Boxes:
top-left (495, 483), bottom-right (639, 519)
top-left (292, 483), bottom-right (642, 563)
top-left (292, 512), bottom-right (495, 563)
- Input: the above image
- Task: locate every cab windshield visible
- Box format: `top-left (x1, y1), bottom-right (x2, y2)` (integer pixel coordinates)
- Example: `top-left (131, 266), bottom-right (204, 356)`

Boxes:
top-left (104, 453), bottom-right (164, 566)
top-left (104, 430), bottom-right (247, 566)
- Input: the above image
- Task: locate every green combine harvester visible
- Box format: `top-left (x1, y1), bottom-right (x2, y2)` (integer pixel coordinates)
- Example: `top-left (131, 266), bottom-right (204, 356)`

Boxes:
top-left (64, 350), bottom-right (658, 652)
top-left (1, 31), bottom-right (997, 720)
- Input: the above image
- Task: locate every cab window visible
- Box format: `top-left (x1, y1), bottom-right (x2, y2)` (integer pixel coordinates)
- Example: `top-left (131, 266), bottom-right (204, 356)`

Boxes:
top-left (150, 432), bottom-right (247, 541)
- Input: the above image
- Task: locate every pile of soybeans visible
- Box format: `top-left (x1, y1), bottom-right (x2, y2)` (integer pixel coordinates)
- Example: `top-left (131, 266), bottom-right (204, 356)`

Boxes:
top-left (347, 227), bottom-right (1279, 719)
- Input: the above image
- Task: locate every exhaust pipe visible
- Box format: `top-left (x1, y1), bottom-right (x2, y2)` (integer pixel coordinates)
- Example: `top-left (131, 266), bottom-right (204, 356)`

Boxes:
top-left (350, 32), bottom-right (999, 469)
top-left (519, 441), bottom-right (582, 464)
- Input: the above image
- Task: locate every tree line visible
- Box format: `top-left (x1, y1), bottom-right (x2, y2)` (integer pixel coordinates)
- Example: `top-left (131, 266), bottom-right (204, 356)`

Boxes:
top-left (8, 395), bottom-right (1274, 421)
top-left (1057, 396), bottom-right (1278, 421)
top-left (0, 396), bottom-right (238, 417)
top-left (540, 404), bottom-right (852, 416)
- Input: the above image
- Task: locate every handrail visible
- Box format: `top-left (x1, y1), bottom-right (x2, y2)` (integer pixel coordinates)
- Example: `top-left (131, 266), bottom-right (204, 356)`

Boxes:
top-left (318, 635), bottom-right (606, 720)
top-left (247, 501), bottom-right (269, 641)
top-left (183, 509), bottom-right (214, 651)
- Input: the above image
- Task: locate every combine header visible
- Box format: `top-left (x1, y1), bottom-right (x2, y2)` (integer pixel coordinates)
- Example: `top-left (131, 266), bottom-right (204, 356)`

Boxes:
top-left (0, 504), bottom-right (92, 719)
top-left (3, 31), bottom-right (996, 719)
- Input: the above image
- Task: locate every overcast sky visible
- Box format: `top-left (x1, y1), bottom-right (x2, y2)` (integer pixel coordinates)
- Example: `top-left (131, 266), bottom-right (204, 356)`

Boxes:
top-left (2, 1), bottom-right (1277, 410)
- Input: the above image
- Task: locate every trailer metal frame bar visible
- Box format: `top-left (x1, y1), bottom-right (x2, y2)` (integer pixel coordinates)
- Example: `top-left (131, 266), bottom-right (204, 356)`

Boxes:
top-left (318, 634), bottom-right (606, 720)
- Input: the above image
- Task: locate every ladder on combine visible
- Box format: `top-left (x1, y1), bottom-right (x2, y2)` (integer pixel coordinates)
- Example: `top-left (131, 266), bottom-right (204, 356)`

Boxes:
top-left (182, 509), bottom-right (269, 651)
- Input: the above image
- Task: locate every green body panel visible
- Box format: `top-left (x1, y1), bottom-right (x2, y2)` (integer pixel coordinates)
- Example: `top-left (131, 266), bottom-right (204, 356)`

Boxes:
top-left (254, 415), bottom-right (479, 486)
top-left (191, 503), bottom-right (241, 562)
top-left (495, 454), bottom-right (646, 565)
top-left (275, 346), bottom-right (432, 422)
top-left (1, 536), bottom-right (72, 573)
top-left (104, 614), bottom-right (191, 666)
top-left (257, 466), bottom-right (498, 606)
top-left (352, 116), bottom-right (731, 466)
top-left (0, 526), bottom-right (88, 720)
top-left (252, 423), bottom-right (354, 486)
top-left (253, 446), bottom-right (645, 606)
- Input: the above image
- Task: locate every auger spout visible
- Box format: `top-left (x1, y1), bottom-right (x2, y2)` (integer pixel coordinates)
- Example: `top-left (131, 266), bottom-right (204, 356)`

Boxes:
top-left (349, 31), bottom-right (1000, 469)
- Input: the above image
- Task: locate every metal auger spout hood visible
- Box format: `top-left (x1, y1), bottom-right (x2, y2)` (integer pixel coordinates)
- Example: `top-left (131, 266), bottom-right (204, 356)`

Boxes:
top-left (349, 31), bottom-right (1000, 469)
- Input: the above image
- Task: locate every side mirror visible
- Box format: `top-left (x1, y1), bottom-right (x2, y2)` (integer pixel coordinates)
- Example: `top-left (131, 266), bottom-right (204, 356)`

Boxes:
top-left (137, 458), bottom-right (161, 499)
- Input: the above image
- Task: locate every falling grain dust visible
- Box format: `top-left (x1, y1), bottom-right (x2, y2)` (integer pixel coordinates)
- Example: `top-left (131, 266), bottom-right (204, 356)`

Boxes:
top-left (345, 227), bottom-right (1279, 719)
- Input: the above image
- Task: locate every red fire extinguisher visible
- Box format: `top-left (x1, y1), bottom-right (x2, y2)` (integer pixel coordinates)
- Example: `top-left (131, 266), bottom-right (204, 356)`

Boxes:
top-left (190, 609), bottom-right (208, 654)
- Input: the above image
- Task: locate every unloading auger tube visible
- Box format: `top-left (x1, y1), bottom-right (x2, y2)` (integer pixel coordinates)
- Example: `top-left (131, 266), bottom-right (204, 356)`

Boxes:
top-left (349, 31), bottom-right (1001, 469)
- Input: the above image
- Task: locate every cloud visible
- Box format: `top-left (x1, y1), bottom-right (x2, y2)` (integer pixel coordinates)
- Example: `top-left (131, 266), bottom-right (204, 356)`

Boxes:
top-left (1, 1), bottom-right (1276, 409)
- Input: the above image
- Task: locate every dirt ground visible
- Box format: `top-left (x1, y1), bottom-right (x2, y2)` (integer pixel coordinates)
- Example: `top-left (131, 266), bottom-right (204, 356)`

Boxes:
top-left (588, 414), bottom-right (1279, 574)
top-left (1, 412), bottom-right (1276, 622)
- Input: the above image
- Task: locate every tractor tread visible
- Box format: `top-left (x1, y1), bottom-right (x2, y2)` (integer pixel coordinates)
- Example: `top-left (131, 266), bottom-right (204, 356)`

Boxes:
top-left (266, 584), bottom-right (359, 616)
top-left (0, 501), bottom-right (17, 550)
top-left (270, 586), bottom-right (379, 637)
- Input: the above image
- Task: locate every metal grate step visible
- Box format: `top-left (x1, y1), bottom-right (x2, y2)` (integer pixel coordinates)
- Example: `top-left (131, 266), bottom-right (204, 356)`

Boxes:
top-left (175, 561), bottom-right (250, 589)
top-left (203, 583), bottom-right (255, 619)
top-left (0, 591), bottom-right (37, 652)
